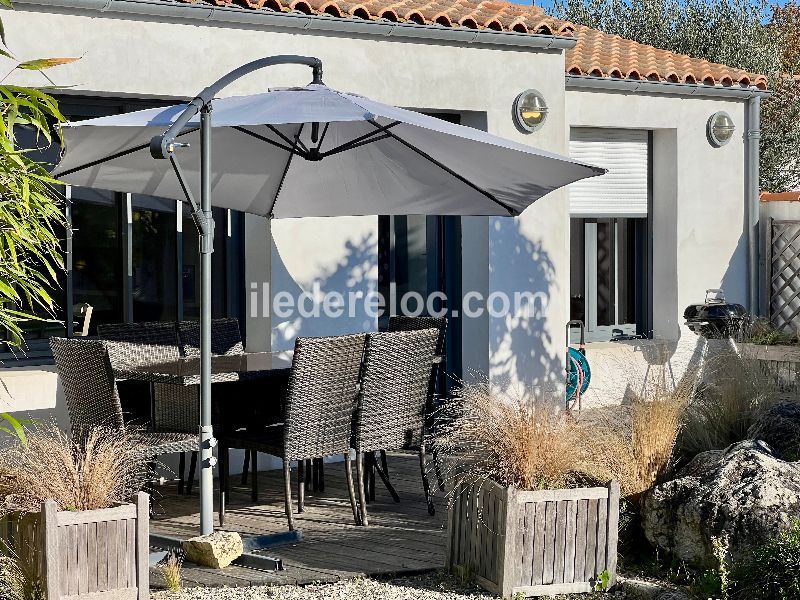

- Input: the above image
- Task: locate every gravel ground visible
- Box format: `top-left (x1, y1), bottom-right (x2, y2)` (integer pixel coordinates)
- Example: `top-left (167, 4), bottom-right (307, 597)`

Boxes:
top-left (151, 570), bottom-right (625, 600)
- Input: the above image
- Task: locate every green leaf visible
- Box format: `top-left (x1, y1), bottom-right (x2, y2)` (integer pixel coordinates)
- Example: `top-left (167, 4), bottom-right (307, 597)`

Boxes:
top-left (0, 413), bottom-right (27, 446)
top-left (16, 57), bottom-right (78, 70)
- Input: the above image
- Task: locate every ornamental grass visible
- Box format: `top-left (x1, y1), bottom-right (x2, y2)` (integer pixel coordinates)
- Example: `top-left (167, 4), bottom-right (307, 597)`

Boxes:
top-left (0, 424), bottom-right (151, 516)
top-left (432, 379), bottom-right (584, 491)
top-left (433, 372), bottom-right (689, 501)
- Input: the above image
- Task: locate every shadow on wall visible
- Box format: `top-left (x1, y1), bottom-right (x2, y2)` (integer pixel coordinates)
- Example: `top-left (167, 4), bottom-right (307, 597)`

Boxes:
top-left (488, 217), bottom-right (562, 398)
top-left (271, 231), bottom-right (379, 351)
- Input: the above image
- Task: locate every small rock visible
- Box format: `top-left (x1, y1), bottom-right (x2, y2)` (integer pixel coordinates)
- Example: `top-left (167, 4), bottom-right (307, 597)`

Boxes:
top-left (619, 577), bottom-right (689, 600)
top-left (182, 530), bottom-right (243, 569)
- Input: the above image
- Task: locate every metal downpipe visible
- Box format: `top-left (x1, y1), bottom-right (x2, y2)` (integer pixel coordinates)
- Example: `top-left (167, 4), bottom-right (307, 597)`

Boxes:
top-left (747, 96), bottom-right (761, 316)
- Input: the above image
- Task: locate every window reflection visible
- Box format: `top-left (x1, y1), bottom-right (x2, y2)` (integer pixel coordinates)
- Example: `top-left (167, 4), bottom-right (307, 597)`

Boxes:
top-left (71, 188), bottom-right (122, 335)
top-left (132, 195), bottom-right (177, 322)
top-left (182, 206), bottom-right (228, 319)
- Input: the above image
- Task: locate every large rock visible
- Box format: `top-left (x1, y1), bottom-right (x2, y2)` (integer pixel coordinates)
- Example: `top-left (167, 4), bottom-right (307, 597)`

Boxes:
top-left (642, 440), bottom-right (800, 567)
top-left (749, 399), bottom-right (800, 460)
top-left (182, 531), bottom-right (243, 569)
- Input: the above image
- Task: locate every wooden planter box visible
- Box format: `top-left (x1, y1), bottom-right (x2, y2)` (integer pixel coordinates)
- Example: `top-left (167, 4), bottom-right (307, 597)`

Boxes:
top-left (740, 343), bottom-right (800, 392)
top-left (446, 480), bottom-right (620, 599)
top-left (2, 492), bottom-right (149, 600)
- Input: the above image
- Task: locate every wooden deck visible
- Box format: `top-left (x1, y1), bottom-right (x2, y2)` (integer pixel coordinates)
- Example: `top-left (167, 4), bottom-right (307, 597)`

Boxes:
top-left (149, 452), bottom-right (447, 588)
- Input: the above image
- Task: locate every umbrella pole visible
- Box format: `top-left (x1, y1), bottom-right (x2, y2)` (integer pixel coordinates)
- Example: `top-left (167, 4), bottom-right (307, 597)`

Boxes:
top-left (144, 55), bottom-right (325, 534)
top-left (199, 105), bottom-right (216, 535)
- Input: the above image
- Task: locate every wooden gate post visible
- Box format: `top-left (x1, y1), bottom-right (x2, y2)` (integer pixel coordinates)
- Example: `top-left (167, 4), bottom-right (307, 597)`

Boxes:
top-left (41, 500), bottom-right (60, 600)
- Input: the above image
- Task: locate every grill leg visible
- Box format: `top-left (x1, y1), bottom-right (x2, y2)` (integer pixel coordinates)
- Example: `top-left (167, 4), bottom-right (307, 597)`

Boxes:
top-left (318, 459), bottom-right (325, 492)
top-left (344, 453), bottom-right (360, 526)
top-left (355, 451), bottom-right (368, 526)
top-left (283, 459), bottom-right (294, 531)
top-left (297, 459), bottom-right (306, 513)
top-left (186, 452), bottom-right (198, 496)
top-left (177, 453), bottom-right (186, 495)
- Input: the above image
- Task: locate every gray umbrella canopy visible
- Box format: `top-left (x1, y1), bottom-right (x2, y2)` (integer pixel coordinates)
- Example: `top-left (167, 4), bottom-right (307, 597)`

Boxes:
top-left (54, 84), bottom-right (603, 217)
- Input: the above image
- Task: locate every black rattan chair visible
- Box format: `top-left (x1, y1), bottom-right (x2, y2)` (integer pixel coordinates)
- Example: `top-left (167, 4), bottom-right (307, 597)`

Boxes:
top-left (49, 336), bottom-right (198, 463)
top-left (218, 333), bottom-right (366, 530)
top-left (98, 321), bottom-right (199, 494)
top-left (385, 316), bottom-right (448, 494)
top-left (178, 318), bottom-right (244, 359)
top-left (353, 328), bottom-right (438, 525)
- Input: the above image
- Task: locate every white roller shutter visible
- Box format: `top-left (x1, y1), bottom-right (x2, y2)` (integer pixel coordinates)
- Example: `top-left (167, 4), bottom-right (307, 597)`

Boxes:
top-left (569, 128), bottom-right (649, 217)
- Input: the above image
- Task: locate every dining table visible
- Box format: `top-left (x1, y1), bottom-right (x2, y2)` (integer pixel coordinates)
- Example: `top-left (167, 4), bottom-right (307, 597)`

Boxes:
top-left (112, 350), bottom-right (294, 385)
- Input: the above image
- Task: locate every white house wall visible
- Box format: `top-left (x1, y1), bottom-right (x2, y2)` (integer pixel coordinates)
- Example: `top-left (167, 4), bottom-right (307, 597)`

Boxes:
top-left (566, 87), bottom-right (750, 406)
top-left (3, 7), bottom-right (572, 435)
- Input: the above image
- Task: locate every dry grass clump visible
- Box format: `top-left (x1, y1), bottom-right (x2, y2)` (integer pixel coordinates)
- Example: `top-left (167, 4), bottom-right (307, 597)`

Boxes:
top-left (576, 375), bottom-right (690, 502)
top-left (433, 380), bottom-right (583, 491)
top-left (676, 350), bottom-right (780, 462)
top-left (0, 424), bottom-right (151, 516)
top-left (157, 548), bottom-right (184, 593)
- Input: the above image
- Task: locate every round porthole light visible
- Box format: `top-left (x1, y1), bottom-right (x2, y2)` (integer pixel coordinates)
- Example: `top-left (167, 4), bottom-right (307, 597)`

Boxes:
top-left (513, 89), bottom-right (548, 132)
top-left (707, 111), bottom-right (736, 147)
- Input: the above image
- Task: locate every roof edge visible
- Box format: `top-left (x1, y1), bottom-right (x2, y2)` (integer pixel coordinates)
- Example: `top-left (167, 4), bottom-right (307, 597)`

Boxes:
top-left (566, 74), bottom-right (770, 99)
top-left (15, 0), bottom-right (578, 50)
top-left (761, 191), bottom-right (800, 202)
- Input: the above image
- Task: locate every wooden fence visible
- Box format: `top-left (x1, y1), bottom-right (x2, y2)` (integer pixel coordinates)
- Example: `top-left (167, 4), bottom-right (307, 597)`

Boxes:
top-left (740, 343), bottom-right (800, 393)
top-left (446, 480), bottom-right (619, 598)
top-left (2, 492), bottom-right (149, 600)
top-left (766, 219), bottom-right (800, 332)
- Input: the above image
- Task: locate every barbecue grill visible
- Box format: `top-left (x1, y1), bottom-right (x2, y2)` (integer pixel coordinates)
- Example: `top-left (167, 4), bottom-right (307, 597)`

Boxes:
top-left (684, 288), bottom-right (748, 339)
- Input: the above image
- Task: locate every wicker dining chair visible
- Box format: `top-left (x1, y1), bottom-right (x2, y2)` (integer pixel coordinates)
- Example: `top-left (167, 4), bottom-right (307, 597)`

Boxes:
top-left (352, 328), bottom-right (438, 525)
top-left (178, 318), bottom-right (244, 359)
top-left (97, 322), bottom-right (200, 494)
top-left (218, 333), bottom-right (366, 530)
top-left (384, 316), bottom-right (447, 498)
top-left (49, 337), bottom-right (198, 459)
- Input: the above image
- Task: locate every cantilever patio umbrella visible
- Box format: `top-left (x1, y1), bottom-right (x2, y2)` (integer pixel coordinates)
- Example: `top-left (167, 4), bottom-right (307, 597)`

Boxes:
top-left (53, 55), bottom-right (604, 535)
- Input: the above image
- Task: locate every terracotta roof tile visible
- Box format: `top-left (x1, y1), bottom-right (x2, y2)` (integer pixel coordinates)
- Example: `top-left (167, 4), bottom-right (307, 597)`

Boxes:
top-left (566, 24), bottom-right (767, 89)
top-left (761, 191), bottom-right (800, 202)
top-left (174, 0), bottom-right (766, 90)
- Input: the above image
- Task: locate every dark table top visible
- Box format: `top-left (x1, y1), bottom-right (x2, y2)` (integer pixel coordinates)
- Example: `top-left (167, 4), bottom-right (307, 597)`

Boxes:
top-left (113, 351), bottom-right (293, 385)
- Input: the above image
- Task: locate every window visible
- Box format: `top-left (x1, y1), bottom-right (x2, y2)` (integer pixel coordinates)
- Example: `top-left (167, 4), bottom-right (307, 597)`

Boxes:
top-left (569, 128), bottom-right (652, 342)
top-left (132, 195), bottom-right (178, 322)
top-left (1, 97), bottom-right (245, 361)
top-left (71, 188), bottom-right (124, 332)
top-left (570, 217), bottom-right (649, 340)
